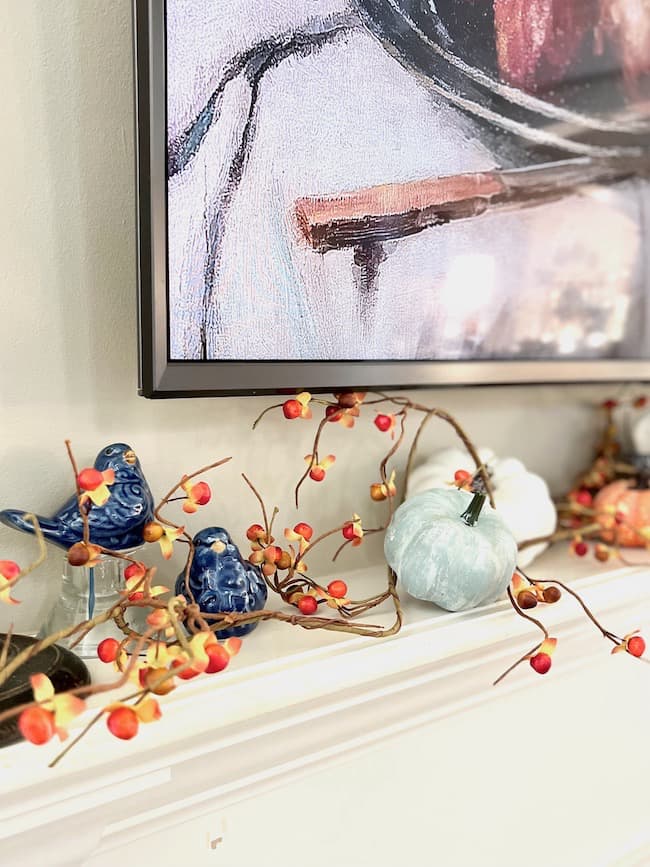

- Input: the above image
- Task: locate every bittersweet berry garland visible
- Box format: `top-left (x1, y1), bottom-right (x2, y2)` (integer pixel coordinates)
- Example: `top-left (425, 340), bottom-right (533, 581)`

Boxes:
top-left (0, 390), bottom-right (646, 764)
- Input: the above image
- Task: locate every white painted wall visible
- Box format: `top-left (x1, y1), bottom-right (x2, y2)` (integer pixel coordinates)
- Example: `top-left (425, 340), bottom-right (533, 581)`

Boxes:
top-left (0, 1), bottom-right (638, 633)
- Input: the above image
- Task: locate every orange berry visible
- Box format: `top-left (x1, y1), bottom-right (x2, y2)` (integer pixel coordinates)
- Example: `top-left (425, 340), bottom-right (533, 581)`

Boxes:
top-left (246, 523), bottom-right (265, 541)
top-left (627, 636), bottom-right (646, 657)
top-left (205, 644), bottom-right (230, 674)
top-left (374, 414), bottom-right (393, 432)
top-left (282, 399), bottom-right (301, 419)
top-left (18, 706), bottom-right (55, 745)
top-left (77, 467), bottom-right (103, 491)
top-left (336, 392), bottom-right (358, 408)
top-left (106, 706), bottom-right (139, 740)
top-left (293, 522), bottom-right (313, 541)
top-left (171, 658), bottom-right (200, 680)
top-left (143, 667), bottom-right (176, 695)
top-left (224, 637), bottom-right (242, 656)
top-left (530, 653), bottom-right (552, 674)
top-left (97, 638), bottom-right (120, 663)
top-left (309, 467), bottom-right (326, 482)
top-left (67, 542), bottom-right (90, 567)
top-left (124, 561), bottom-right (146, 581)
top-left (574, 489), bottom-right (593, 507)
top-left (276, 551), bottom-right (292, 570)
top-left (594, 545), bottom-right (611, 563)
top-left (298, 595), bottom-right (318, 615)
top-left (191, 481), bottom-right (211, 506)
top-left (143, 521), bottom-right (164, 543)
top-left (327, 580), bottom-right (347, 599)
top-left (0, 560), bottom-right (20, 580)
top-left (370, 483), bottom-right (387, 501)
top-left (542, 586), bottom-right (561, 604)
top-left (573, 540), bottom-right (588, 557)
top-left (517, 590), bottom-right (538, 610)
top-left (263, 546), bottom-right (282, 564)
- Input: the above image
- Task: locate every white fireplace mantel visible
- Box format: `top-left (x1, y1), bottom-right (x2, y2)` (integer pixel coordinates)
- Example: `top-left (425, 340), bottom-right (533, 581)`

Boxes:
top-left (1, 545), bottom-right (649, 867)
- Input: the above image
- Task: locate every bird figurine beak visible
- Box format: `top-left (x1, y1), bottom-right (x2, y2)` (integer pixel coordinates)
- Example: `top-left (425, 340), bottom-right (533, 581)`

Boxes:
top-left (211, 540), bottom-right (226, 553)
top-left (124, 450), bottom-right (137, 465)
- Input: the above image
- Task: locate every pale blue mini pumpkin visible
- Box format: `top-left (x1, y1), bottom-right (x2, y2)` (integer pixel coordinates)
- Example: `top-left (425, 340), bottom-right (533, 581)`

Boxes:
top-left (384, 487), bottom-right (517, 611)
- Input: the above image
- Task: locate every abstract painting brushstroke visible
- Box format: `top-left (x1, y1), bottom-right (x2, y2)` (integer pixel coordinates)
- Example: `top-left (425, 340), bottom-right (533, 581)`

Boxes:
top-left (166, 0), bottom-right (650, 362)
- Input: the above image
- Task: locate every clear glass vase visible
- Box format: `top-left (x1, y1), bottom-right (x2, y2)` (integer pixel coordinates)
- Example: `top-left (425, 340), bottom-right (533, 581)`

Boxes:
top-left (38, 554), bottom-right (147, 658)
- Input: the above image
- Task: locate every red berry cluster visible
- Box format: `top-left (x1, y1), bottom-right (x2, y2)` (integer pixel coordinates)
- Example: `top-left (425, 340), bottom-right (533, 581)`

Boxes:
top-left (94, 635), bottom-right (242, 739)
top-left (247, 522), bottom-right (314, 578)
top-left (568, 537), bottom-right (613, 563)
top-left (292, 579), bottom-right (349, 616)
top-left (516, 584), bottom-right (562, 610)
top-left (601, 396), bottom-right (647, 411)
top-left (323, 392), bottom-right (366, 429)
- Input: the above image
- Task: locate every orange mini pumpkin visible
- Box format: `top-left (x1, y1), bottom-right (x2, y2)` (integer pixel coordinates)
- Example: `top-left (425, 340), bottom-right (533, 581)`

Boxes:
top-left (593, 479), bottom-right (650, 547)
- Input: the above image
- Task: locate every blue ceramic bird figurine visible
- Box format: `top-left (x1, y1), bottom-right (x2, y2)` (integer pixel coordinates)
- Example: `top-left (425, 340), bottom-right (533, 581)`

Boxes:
top-left (0, 443), bottom-right (155, 551)
top-left (175, 527), bottom-right (267, 638)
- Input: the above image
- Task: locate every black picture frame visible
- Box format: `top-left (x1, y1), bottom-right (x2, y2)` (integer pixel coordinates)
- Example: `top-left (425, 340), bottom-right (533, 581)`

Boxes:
top-left (133, 0), bottom-right (650, 398)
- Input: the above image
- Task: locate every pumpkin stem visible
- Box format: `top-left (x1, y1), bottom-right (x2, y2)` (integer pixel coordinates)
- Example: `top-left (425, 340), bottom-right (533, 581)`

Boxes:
top-left (632, 455), bottom-right (650, 490)
top-left (460, 491), bottom-right (486, 527)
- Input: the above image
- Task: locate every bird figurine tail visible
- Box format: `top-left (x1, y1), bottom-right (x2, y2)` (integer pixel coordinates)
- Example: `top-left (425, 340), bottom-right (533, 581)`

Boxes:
top-left (0, 510), bottom-right (61, 541)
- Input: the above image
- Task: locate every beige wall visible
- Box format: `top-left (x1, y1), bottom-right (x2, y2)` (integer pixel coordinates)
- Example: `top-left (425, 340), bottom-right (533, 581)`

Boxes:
top-left (0, 1), bottom-right (631, 633)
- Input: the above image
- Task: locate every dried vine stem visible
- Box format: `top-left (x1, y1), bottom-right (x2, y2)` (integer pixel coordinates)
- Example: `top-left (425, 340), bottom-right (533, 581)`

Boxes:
top-left (398, 402), bottom-right (495, 508)
top-left (328, 412), bottom-right (407, 563)
top-left (194, 566), bottom-right (403, 639)
top-left (242, 472), bottom-right (270, 536)
top-left (493, 552), bottom-right (646, 686)
top-left (158, 457), bottom-right (232, 603)
top-left (0, 626), bottom-right (13, 669)
top-left (519, 568), bottom-right (623, 646)
top-left (517, 523), bottom-right (601, 551)
top-left (154, 458), bottom-right (233, 525)
top-left (245, 391), bottom-right (496, 631)
top-left (239, 467), bottom-right (395, 621)
top-left (0, 599), bottom-right (128, 689)
top-left (294, 415), bottom-right (330, 507)
top-left (493, 587), bottom-right (548, 685)
top-left (65, 439), bottom-right (90, 545)
top-left (0, 513), bottom-right (48, 600)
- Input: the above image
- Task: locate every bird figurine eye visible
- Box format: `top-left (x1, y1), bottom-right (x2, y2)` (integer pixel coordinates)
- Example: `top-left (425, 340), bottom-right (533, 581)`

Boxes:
top-left (211, 540), bottom-right (226, 554)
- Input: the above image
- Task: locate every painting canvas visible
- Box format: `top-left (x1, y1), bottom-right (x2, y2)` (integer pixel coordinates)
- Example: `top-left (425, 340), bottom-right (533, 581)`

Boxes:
top-left (165, 0), bottom-right (650, 365)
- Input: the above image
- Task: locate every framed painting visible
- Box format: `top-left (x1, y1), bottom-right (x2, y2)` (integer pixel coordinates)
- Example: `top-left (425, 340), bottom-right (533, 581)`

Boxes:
top-left (134, 0), bottom-right (650, 397)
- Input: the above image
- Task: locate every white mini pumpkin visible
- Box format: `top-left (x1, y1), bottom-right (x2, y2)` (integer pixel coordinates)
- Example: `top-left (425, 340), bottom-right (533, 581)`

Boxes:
top-left (406, 447), bottom-right (556, 568)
